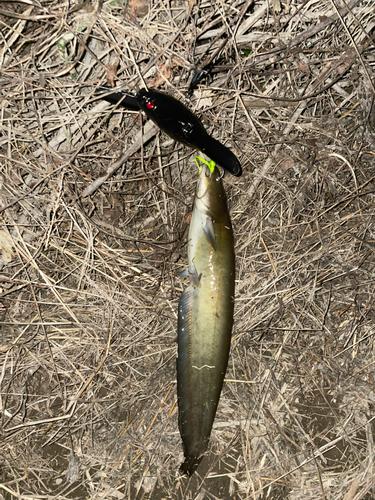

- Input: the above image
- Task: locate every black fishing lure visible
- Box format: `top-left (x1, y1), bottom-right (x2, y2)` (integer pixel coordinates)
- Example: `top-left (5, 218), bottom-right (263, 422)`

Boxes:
top-left (99, 88), bottom-right (242, 177)
top-left (98, 90), bottom-right (140, 111)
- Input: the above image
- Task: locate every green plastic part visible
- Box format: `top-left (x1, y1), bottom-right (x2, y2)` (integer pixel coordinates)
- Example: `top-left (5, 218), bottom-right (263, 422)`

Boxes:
top-left (194, 156), bottom-right (216, 174)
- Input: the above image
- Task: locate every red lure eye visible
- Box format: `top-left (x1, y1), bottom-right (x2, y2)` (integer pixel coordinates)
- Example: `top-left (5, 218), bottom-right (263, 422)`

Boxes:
top-left (146, 99), bottom-right (155, 110)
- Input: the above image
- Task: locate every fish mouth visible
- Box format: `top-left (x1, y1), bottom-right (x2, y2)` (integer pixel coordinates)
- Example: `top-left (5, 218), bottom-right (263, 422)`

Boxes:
top-left (202, 163), bottom-right (213, 178)
top-left (196, 166), bottom-right (215, 201)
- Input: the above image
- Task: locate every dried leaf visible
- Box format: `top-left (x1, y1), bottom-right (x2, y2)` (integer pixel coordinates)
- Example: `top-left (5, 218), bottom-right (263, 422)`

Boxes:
top-left (106, 58), bottom-right (120, 87)
top-left (128, 0), bottom-right (149, 18)
top-left (0, 229), bottom-right (14, 264)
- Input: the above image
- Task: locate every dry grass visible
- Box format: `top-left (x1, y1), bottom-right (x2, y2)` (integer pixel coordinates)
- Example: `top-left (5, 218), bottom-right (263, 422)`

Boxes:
top-left (0, 0), bottom-right (375, 498)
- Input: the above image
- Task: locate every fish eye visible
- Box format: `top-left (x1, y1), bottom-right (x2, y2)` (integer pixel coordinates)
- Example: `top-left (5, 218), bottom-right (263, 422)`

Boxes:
top-left (146, 99), bottom-right (155, 110)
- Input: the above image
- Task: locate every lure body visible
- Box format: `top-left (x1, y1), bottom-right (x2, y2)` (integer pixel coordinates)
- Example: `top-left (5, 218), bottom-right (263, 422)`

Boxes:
top-left (177, 164), bottom-right (235, 475)
top-left (98, 89), bottom-right (140, 111)
top-left (99, 87), bottom-right (242, 176)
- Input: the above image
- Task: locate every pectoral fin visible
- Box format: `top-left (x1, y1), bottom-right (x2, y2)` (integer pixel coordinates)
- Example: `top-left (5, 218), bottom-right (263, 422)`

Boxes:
top-left (203, 217), bottom-right (216, 250)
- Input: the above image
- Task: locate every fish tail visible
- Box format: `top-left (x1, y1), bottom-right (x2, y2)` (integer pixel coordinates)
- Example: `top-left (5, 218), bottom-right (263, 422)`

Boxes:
top-left (180, 455), bottom-right (203, 476)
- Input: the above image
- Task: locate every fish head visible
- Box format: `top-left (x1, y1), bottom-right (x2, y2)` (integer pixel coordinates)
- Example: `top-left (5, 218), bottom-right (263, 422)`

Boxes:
top-left (195, 164), bottom-right (229, 221)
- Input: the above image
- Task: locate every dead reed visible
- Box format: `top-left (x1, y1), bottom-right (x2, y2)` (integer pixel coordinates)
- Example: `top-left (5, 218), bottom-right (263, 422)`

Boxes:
top-left (0, 0), bottom-right (375, 498)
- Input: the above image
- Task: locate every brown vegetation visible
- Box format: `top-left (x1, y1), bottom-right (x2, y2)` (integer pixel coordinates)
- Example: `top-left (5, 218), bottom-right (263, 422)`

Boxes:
top-left (0, 0), bottom-right (375, 498)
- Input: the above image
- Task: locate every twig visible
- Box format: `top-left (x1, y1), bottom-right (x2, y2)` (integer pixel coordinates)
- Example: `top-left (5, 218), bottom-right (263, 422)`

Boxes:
top-left (82, 121), bottom-right (159, 197)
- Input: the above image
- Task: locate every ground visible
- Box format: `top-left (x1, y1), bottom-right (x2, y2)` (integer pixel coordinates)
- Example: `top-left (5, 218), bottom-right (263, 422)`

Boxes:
top-left (0, 0), bottom-right (375, 499)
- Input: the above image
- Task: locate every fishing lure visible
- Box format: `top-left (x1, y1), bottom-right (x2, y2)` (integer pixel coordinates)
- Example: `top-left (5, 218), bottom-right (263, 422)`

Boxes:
top-left (99, 88), bottom-right (242, 177)
top-left (177, 156), bottom-right (235, 475)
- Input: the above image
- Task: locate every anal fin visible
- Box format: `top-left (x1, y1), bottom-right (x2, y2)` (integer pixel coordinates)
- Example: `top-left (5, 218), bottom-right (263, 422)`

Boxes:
top-left (189, 261), bottom-right (201, 287)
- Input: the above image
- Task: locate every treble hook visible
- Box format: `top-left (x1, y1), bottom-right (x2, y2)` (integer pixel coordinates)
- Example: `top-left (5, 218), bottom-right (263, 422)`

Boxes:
top-left (187, 70), bottom-right (213, 98)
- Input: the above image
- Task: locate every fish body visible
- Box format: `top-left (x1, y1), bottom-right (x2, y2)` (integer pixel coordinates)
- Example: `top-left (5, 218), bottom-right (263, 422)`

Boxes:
top-left (177, 164), bottom-right (235, 475)
top-left (99, 87), bottom-right (242, 176)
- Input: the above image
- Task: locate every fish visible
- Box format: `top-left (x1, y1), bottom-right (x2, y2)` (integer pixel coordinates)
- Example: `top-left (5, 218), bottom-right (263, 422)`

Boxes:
top-left (177, 160), bottom-right (235, 475)
top-left (99, 87), bottom-right (242, 176)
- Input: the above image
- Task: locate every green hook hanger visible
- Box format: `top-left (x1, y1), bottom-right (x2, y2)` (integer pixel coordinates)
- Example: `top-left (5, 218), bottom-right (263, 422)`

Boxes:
top-left (195, 156), bottom-right (216, 174)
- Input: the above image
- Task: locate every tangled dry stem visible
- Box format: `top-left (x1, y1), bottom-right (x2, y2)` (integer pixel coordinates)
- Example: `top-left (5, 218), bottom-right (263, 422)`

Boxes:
top-left (0, 0), bottom-right (375, 498)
